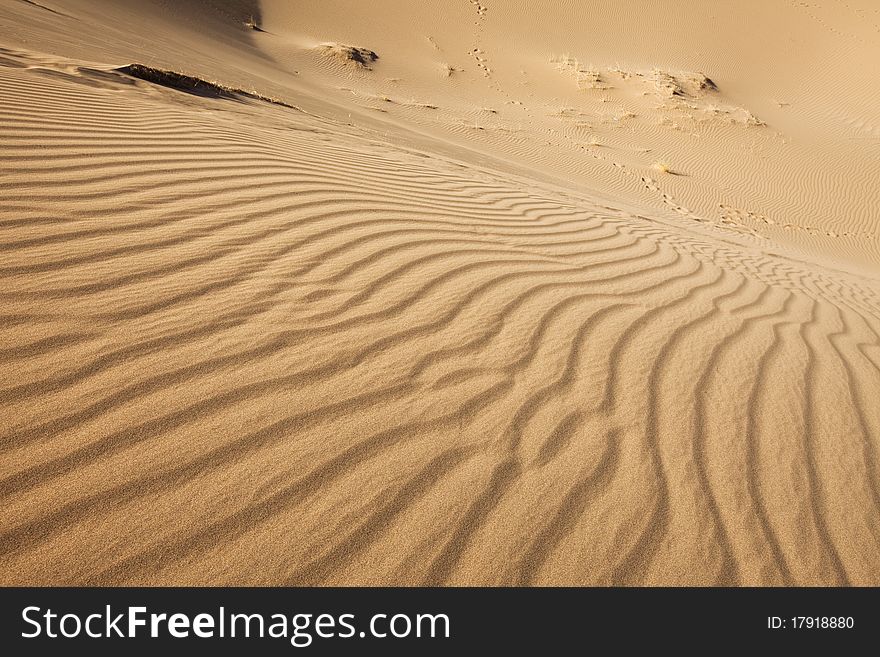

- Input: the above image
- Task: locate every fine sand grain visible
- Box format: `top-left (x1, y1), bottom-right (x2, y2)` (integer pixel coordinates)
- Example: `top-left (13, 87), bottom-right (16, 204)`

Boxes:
top-left (1, 0), bottom-right (879, 585)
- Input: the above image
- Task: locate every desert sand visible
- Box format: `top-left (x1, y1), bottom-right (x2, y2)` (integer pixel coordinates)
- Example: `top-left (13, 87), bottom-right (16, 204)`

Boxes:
top-left (0, 0), bottom-right (879, 585)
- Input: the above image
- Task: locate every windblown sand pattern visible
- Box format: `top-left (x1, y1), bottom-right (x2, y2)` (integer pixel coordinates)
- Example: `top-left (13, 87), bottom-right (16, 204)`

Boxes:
top-left (1, 0), bottom-right (879, 586)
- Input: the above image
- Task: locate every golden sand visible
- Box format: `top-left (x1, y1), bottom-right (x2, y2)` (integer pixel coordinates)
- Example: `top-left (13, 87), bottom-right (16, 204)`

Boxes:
top-left (1, 0), bottom-right (879, 585)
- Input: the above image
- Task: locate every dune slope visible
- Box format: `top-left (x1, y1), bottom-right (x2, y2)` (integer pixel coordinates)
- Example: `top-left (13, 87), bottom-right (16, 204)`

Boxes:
top-left (0, 1), bottom-right (879, 585)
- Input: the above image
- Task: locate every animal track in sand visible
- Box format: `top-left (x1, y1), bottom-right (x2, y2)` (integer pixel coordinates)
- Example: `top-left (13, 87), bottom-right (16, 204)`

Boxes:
top-left (719, 205), bottom-right (878, 240)
top-left (467, 0), bottom-right (498, 86)
top-left (639, 176), bottom-right (706, 224)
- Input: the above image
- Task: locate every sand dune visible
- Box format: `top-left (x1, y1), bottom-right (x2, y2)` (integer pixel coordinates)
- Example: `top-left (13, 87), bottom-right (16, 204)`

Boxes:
top-left (1, 1), bottom-right (879, 585)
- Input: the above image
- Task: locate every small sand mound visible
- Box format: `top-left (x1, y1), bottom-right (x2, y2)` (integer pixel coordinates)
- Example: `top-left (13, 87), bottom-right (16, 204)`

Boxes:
top-left (650, 69), bottom-right (717, 99)
top-left (550, 54), bottom-right (607, 89)
top-left (676, 71), bottom-right (717, 96)
top-left (316, 43), bottom-right (379, 69)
